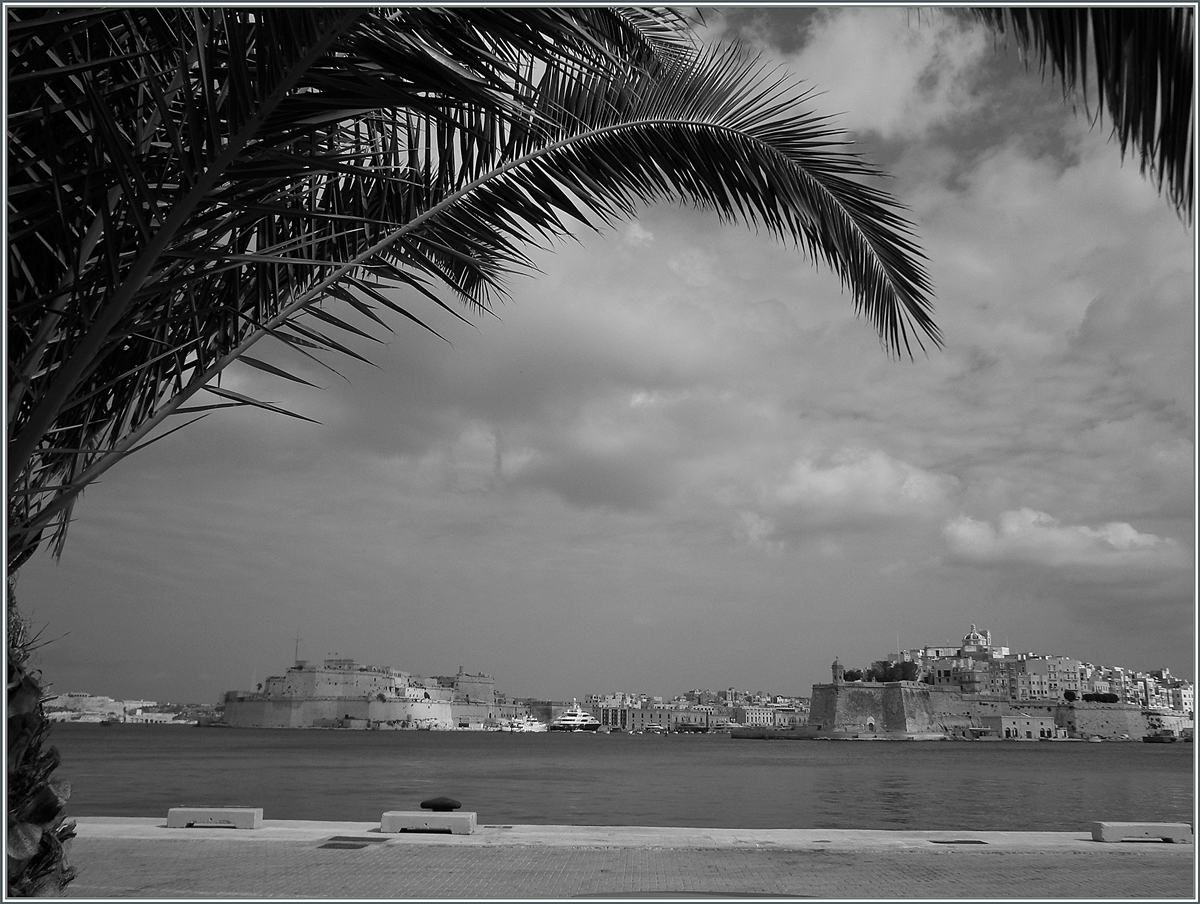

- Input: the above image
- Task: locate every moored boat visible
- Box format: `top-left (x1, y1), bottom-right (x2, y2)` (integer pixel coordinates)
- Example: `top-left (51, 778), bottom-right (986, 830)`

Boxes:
top-left (1143, 729), bottom-right (1179, 743)
top-left (502, 715), bottom-right (548, 733)
top-left (549, 702), bottom-right (601, 732)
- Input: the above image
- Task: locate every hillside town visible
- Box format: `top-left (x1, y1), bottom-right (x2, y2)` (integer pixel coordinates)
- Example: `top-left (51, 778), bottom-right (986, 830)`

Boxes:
top-left (885, 625), bottom-right (1194, 713)
top-left (583, 626), bottom-right (1194, 737)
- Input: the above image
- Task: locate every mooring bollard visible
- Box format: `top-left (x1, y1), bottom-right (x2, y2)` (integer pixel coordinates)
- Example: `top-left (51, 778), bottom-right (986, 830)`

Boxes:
top-left (166, 807), bottom-right (263, 829)
top-left (381, 796), bottom-right (474, 834)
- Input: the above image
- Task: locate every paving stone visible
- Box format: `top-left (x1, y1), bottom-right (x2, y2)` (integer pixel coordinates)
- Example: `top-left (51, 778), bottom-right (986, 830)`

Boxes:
top-left (63, 821), bottom-right (1195, 899)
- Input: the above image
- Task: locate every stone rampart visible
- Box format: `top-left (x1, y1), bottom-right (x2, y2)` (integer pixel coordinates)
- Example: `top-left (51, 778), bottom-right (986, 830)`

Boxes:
top-left (805, 684), bottom-right (1183, 740)
top-left (808, 682), bottom-right (979, 735)
top-left (223, 695), bottom-right (478, 729)
top-left (1060, 703), bottom-right (1148, 739)
top-left (806, 684), bottom-right (839, 730)
top-left (808, 683), bottom-right (1009, 737)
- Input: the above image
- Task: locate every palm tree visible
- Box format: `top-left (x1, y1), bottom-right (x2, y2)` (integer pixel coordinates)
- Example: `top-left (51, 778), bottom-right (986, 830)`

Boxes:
top-left (8, 8), bottom-right (1190, 894)
top-left (7, 8), bottom-right (936, 893)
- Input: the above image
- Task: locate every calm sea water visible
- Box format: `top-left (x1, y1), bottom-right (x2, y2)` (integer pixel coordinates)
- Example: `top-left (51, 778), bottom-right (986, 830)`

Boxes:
top-left (50, 724), bottom-right (1194, 832)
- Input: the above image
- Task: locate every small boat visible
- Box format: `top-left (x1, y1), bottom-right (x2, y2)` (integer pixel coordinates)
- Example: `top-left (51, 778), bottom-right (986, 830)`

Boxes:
top-left (1143, 729), bottom-right (1179, 743)
top-left (549, 701), bottom-right (601, 732)
top-left (502, 716), bottom-right (548, 733)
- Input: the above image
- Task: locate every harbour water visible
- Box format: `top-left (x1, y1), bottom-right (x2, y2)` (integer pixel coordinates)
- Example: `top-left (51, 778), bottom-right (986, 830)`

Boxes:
top-left (51, 723), bottom-right (1193, 831)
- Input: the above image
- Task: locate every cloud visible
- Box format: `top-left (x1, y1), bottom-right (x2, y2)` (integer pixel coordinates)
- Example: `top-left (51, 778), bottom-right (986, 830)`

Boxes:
top-left (668, 248), bottom-right (718, 288)
top-left (510, 443), bottom-right (673, 512)
top-left (773, 448), bottom-right (957, 520)
top-left (944, 509), bottom-right (1190, 574)
top-left (734, 511), bottom-right (783, 555)
top-left (785, 8), bottom-right (990, 142)
top-left (942, 508), bottom-right (1194, 648)
top-left (623, 222), bottom-right (655, 246)
top-left (728, 449), bottom-right (958, 552)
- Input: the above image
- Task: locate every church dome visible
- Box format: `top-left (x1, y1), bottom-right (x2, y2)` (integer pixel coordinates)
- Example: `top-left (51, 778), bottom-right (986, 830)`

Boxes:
top-left (963, 624), bottom-right (989, 646)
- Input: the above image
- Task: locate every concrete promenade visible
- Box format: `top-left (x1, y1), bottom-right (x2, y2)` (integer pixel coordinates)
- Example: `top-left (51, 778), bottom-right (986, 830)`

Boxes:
top-left (66, 817), bottom-right (1195, 899)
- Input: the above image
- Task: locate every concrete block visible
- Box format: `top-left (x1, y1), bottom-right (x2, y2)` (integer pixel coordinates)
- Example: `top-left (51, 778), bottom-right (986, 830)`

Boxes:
top-left (167, 807), bottom-right (263, 829)
top-left (1091, 821), bottom-right (1192, 843)
top-left (381, 810), bottom-right (476, 835)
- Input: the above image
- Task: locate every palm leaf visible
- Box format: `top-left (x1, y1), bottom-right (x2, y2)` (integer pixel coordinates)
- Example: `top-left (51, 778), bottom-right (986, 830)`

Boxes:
top-left (7, 7), bottom-right (706, 568)
top-left (383, 44), bottom-right (938, 355)
top-left (973, 7), bottom-right (1194, 219)
top-left (6, 8), bottom-right (937, 571)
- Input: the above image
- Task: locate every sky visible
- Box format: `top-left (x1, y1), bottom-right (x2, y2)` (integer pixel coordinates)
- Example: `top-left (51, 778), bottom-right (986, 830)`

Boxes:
top-left (13, 7), bottom-right (1196, 705)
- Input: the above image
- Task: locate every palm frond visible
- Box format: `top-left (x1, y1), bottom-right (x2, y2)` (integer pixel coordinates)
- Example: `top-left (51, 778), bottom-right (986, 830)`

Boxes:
top-left (6, 7), bottom-right (708, 568)
top-left (391, 44), bottom-right (938, 356)
top-left (974, 7), bottom-right (1194, 220)
top-left (6, 8), bottom-right (938, 572)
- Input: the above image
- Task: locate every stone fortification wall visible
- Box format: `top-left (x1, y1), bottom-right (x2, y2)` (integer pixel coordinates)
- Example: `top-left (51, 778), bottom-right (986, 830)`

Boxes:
top-left (925, 688), bottom-right (1008, 735)
top-left (1061, 703), bottom-right (1148, 739)
top-left (806, 683), bottom-right (1180, 740)
top-left (453, 672), bottom-right (496, 707)
top-left (370, 698), bottom-right (456, 728)
top-left (267, 665), bottom-right (408, 699)
top-left (808, 683), bottom-right (940, 733)
top-left (224, 695), bottom-right (466, 729)
top-left (1146, 710), bottom-right (1192, 735)
top-left (223, 697), bottom-right (347, 728)
top-left (879, 685), bottom-right (910, 731)
top-left (808, 684), bottom-right (881, 731)
top-left (808, 683), bottom-right (988, 736)
top-left (806, 684), bottom-right (839, 731)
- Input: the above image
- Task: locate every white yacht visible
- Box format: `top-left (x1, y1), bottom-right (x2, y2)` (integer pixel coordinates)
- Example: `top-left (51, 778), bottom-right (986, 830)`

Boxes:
top-left (549, 701), bottom-right (601, 732)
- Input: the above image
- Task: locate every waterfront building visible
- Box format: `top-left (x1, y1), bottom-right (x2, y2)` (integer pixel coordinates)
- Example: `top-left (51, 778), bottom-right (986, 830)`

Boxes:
top-left (981, 712), bottom-right (1064, 740)
top-left (769, 707), bottom-right (806, 729)
top-left (734, 705), bottom-right (774, 728)
top-left (596, 704), bottom-right (715, 732)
